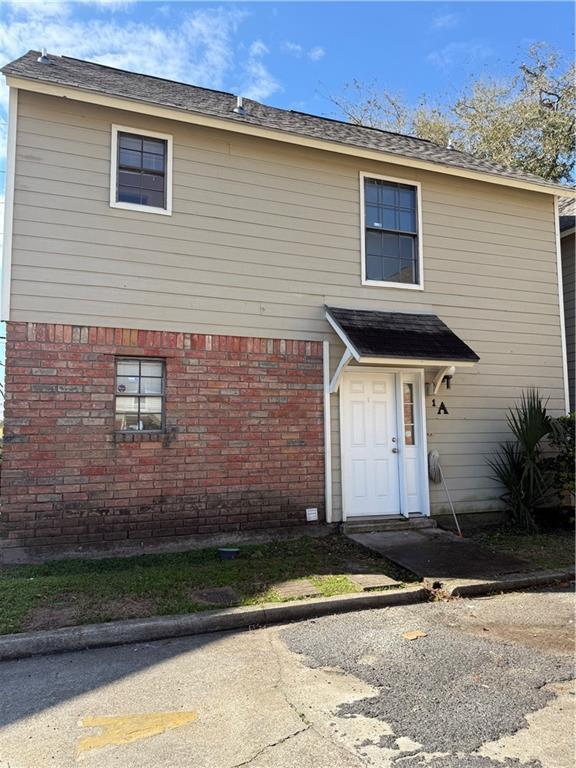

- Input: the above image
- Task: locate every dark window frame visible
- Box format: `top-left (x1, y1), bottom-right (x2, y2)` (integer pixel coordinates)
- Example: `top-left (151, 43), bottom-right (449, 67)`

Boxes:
top-left (116, 131), bottom-right (167, 209)
top-left (114, 357), bottom-right (166, 433)
top-left (362, 175), bottom-right (422, 287)
top-left (111, 126), bottom-right (172, 215)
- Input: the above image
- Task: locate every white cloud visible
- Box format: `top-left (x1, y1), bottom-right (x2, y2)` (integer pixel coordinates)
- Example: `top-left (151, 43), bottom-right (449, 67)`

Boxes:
top-left (308, 46), bottom-right (325, 62)
top-left (282, 41), bottom-right (303, 57)
top-left (427, 41), bottom-right (493, 69)
top-left (239, 38), bottom-right (280, 102)
top-left (1, 0), bottom-right (70, 20)
top-left (1, 0), bottom-right (135, 19)
top-left (249, 40), bottom-right (269, 58)
top-left (282, 41), bottom-right (325, 62)
top-left (431, 12), bottom-right (459, 31)
top-left (0, 5), bottom-right (247, 92)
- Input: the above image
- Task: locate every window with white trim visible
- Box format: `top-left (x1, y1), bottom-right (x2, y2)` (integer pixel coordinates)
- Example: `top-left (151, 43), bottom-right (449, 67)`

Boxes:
top-left (110, 126), bottom-right (173, 215)
top-left (115, 358), bottom-right (165, 432)
top-left (363, 176), bottom-right (421, 287)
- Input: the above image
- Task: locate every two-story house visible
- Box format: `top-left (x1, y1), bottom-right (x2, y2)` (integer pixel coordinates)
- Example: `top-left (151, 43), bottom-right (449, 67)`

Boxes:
top-left (0, 51), bottom-right (570, 562)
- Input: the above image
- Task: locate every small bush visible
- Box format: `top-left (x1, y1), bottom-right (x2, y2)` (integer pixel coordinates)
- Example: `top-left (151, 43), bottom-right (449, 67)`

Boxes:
top-left (544, 412), bottom-right (575, 507)
top-left (487, 389), bottom-right (554, 532)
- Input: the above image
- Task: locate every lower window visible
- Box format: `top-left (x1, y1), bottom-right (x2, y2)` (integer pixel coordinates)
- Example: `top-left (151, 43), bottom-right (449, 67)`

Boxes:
top-left (115, 358), bottom-right (165, 431)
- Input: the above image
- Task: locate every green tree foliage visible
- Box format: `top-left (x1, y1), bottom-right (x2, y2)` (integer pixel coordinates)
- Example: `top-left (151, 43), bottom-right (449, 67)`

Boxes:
top-left (331, 44), bottom-right (575, 183)
top-left (544, 413), bottom-right (575, 505)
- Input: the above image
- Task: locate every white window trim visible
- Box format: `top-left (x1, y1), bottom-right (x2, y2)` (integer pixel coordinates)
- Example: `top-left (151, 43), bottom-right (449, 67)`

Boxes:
top-left (360, 171), bottom-right (424, 291)
top-left (110, 124), bottom-right (173, 216)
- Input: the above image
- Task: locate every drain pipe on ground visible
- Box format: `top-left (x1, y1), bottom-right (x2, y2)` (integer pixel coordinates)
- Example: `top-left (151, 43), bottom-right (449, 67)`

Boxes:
top-left (428, 449), bottom-right (463, 537)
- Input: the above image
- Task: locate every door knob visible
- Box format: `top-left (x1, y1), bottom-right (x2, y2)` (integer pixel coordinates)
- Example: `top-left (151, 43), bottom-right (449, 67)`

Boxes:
top-left (392, 447), bottom-right (400, 453)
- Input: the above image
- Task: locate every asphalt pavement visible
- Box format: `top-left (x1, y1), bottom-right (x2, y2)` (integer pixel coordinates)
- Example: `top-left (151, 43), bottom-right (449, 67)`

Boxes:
top-left (0, 588), bottom-right (573, 768)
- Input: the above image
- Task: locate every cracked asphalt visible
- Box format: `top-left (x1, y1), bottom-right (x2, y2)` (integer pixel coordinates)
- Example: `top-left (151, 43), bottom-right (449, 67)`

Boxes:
top-left (0, 588), bottom-right (573, 767)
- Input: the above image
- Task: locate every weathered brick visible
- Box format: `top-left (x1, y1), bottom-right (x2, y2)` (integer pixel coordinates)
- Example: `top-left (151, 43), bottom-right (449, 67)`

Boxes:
top-left (1, 321), bottom-right (324, 555)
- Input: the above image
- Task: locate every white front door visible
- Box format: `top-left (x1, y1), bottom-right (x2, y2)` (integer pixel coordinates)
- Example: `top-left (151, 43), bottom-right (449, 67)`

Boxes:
top-left (341, 371), bottom-right (401, 517)
top-left (341, 369), bottom-right (428, 518)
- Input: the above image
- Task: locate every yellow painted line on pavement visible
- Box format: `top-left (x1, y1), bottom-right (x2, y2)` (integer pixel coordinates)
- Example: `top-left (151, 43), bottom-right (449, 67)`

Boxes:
top-left (77, 711), bottom-right (198, 753)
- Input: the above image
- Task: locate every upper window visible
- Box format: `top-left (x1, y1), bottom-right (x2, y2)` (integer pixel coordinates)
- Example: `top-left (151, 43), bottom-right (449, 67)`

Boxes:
top-left (110, 126), bottom-right (173, 215)
top-left (362, 175), bottom-right (422, 289)
top-left (115, 358), bottom-right (165, 432)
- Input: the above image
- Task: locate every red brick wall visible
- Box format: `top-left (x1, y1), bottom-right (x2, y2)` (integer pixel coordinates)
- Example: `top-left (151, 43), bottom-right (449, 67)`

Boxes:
top-left (1, 322), bottom-right (325, 555)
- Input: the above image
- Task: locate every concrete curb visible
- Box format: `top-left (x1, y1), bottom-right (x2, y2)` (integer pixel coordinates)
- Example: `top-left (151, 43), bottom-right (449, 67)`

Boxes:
top-left (426, 569), bottom-right (575, 597)
top-left (0, 585), bottom-right (428, 661)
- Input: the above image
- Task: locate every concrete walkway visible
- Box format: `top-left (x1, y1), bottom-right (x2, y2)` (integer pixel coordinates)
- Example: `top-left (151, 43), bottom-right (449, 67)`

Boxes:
top-left (348, 528), bottom-right (530, 580)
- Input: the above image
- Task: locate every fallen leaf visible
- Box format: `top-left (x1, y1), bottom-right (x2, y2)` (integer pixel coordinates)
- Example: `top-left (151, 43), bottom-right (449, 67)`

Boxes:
top-left (402, 629), bottom-right (428, 641)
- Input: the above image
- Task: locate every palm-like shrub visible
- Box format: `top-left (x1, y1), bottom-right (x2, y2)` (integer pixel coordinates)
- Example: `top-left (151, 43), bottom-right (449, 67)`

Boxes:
top-left (487, 389), bottom-right (553, 531)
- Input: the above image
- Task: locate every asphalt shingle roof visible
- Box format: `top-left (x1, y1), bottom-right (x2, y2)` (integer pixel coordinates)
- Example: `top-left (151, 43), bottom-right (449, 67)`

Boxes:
top-left (2, 50), bottom-right (569, 193)
top-left (325, 306), bottom-right (480, 363)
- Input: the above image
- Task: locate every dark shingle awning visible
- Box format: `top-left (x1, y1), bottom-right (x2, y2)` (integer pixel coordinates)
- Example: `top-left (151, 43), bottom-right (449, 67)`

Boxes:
top-left (326, 306), bottom-right (479, 365)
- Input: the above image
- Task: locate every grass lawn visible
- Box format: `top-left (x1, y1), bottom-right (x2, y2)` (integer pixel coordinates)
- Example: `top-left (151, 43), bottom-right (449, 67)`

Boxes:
top-left (0, 534), bottom-right (415, 636)
top-left (472, 528), bottom-right (575, 572)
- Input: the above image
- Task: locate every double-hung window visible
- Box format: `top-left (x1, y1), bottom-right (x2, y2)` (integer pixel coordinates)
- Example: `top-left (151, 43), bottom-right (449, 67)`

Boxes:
top-left (110, 126), bottom-right (173, 215)
top-left (362, 175), bottom-right (422, 288)
top-left (115, 359), bottom-right (165, 432)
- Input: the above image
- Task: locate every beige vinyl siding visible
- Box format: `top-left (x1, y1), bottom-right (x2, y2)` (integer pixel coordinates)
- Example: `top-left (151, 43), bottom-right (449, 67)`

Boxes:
top-left (11, 90), bottom-right (567, 518)
top-left (561, 232), bottom-right (575, 410)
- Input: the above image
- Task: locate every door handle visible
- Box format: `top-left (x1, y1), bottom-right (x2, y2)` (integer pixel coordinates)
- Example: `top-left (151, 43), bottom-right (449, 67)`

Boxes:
top-left (392, 447), bottom-right (400, 453)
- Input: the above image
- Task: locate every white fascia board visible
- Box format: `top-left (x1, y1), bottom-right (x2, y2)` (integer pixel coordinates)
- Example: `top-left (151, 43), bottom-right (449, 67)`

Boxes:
top-left (357, 356), bottom-right (477, 368)
top-left (325, 311), bottom-right (361, 361)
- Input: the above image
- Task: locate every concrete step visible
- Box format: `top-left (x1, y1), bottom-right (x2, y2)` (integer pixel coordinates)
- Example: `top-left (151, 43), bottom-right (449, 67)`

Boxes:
top-left (343, 516), bottom-right (437, 534)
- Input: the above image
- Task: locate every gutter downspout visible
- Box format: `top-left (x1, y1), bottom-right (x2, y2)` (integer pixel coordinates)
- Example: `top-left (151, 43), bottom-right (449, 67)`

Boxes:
top-left (323, 340), bottom-right (333, 523)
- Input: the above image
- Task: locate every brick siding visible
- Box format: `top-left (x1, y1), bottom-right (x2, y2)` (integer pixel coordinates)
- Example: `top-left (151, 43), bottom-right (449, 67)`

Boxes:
top-left (1, 322), bottom-right (325, 555)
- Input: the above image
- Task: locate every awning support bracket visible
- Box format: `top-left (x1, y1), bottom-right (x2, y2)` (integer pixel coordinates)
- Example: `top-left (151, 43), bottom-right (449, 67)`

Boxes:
top-left (329, 348), bottom-right (353, 394)
top-left (432, 365), bottom-right (456, 395)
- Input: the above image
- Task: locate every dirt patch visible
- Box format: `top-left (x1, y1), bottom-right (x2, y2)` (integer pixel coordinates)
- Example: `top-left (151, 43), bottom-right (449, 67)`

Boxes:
top-left (95, 596), bottom-right (158, 621)
top-left (22, 594), bottom-right (82, 631)
top-left (457, 621), bottom-right (575, 655)
top-left (22, 595), bottom-right (159, 630)
top-left (188, 587), bottom-right (240, 606)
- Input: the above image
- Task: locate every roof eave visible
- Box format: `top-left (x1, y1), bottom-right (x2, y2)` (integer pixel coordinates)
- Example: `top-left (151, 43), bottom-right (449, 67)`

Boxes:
top-left (358, 356), bottom-right (477, 367)
top-left (5, 73), bottom-right (573, 198)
